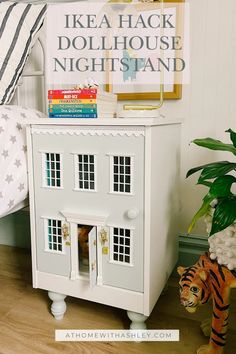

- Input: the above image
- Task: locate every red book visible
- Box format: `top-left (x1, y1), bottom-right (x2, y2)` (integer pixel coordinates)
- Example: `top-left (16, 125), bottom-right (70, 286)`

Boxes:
top-left (48, 88), bottom-right (97, 95)
top-left (48, 93), bottom-right (97, 99)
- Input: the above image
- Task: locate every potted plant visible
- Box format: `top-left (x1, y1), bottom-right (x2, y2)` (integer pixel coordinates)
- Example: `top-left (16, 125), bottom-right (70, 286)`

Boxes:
top-left (186, 128), bottom-right (236, 237)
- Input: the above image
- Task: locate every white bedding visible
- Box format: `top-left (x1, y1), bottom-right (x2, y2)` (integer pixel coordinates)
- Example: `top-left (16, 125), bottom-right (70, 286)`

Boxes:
top-left (0, 105), bottom-right (45, 218)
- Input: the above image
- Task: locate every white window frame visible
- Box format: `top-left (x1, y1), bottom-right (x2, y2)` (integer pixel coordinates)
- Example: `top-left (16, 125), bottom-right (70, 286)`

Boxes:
top-left (109, 226), bottom-right (134, 267)
top-left (41, 151), bottom-right (64, 189)
top-left (108, 154), bottom-right (134, 196)
top-left (43, 217), bottom-right (66, 255)
top-left (73, 153), bottom-right (97, 192)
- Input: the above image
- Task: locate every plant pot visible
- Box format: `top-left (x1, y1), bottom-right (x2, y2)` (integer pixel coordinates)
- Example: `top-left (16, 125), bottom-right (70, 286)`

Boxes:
top-left (205, 213), bottom-right (236, 270)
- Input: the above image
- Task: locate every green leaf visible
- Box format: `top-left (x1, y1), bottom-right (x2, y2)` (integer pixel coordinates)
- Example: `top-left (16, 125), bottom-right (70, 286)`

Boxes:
top-left (226, 129), bottom-right (236, 148)
top-left (188, 197), bottom-right (212, 234)
top-left (186, 161), bottom-right (229, 179)
top-left (210, 197), bottom-right (236, 235)
top-left (208, 175), bottom-right (236, 198)
top-left (193, 138), bottom-right (236, 156)
top-left (188, 175), bottom-right (236, 234)
top-left (198, 162), bottom-right (236, 182)
top-left (197, 180), bottom-right (213, 187)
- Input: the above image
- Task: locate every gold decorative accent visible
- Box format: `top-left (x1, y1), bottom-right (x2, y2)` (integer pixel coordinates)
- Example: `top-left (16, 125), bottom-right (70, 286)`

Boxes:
top-left (62, 223), bottom-right (70, 240)
top-left (65, 241), bottom-right (71, 246)
top-left (102, 247), bottom-right (109, 255)
top-left (100, 229), bottom-right (108, 245)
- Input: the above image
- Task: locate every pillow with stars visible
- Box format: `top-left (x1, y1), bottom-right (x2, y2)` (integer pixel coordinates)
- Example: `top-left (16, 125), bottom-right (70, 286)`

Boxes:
top-left (0, 105), bottom-right (45, 217)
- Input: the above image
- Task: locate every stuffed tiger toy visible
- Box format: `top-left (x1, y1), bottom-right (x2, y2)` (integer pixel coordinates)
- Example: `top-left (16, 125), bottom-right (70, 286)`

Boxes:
top-left (178, 252), bottom-right (236, 354)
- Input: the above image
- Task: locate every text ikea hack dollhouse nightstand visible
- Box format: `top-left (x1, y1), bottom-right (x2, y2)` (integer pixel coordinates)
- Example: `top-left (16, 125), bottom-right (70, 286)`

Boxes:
top-left (26, 117), bottom-right (181, 328)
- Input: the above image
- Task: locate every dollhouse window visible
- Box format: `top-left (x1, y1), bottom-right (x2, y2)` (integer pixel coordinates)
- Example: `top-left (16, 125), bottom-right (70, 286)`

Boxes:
top-left (44, 153), bottom-right (62, 188)
top-left (47, 219), bottom-right (63, 253)
top-left (111, 227), bottom-right (132, 265)
top-left (75, 154), bottom-right (96, 191)
top-left (111, 156), bottom-right (133, 194)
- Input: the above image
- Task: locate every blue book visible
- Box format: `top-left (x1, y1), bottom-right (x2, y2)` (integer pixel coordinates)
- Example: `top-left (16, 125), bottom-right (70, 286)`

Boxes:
top-left (49, 113), bottom-right (98, 118)
top-left (49, 108), bottom-right (97, 114)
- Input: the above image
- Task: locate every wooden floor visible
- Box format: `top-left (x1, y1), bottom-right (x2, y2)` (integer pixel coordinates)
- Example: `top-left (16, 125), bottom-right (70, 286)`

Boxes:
top-left (0, 245), bottom-right (236, 354)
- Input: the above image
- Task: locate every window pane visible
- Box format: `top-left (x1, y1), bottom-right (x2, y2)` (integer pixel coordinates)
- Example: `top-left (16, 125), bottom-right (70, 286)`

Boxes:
top-left (125, 157), bottom-right (130, 165)
top-left (114, 156), bottom-right (118, 164)
top-left (47, 219), bottom-right (63, 253)
top-left (112, 156), bottom-right (132, 194)
top-left (77, 154), bottom-right (96, 191)
top-left (112, 227), bottom-right (131, 265)
top-left (125, 185), bottom-right (130, 193)
top-left (114, 253), bottom-right (118, 261)
top-left (120, 166), bottom-right (124, 174)
top-left (119, 156), bottom-right (124, 164)
top-left (45, 153), bottom-right (61, 188)
top-left (119, 254), bottom-right (124, 262)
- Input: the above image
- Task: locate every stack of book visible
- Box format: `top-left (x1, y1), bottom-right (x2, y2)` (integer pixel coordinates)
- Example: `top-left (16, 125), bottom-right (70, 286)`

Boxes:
top-left (48, 88), bottom-right (117, 118)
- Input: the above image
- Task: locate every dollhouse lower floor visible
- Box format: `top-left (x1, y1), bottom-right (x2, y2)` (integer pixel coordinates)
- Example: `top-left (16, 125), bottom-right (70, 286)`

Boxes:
top-left (1, 244), bottom-right (236, 354)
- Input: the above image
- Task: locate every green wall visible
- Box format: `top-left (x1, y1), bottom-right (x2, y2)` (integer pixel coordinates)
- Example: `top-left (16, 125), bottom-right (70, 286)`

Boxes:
top-left (0, 210), bottom-right (31, 249)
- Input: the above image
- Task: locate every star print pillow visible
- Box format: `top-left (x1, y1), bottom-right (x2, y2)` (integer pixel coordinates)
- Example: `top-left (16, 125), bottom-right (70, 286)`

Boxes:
top-left (0, 105), bottom-right (45, 218)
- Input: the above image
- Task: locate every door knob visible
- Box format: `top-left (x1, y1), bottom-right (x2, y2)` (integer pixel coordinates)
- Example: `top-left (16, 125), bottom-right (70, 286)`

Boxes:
top-left (127, 208), bottom-right (139, 219)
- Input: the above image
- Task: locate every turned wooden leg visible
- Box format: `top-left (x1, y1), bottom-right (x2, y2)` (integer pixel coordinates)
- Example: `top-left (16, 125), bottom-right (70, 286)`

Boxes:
top-left (48, 291), bottom-right (67, 320)
top-left (127, 311), bottom-right (148, 330)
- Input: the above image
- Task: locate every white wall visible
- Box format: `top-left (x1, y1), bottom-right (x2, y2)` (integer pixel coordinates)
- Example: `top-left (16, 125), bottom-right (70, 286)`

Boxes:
top-left (118, 0), bottom-right (236, 236)
top-left (115, 0), bottom-right (236, 235)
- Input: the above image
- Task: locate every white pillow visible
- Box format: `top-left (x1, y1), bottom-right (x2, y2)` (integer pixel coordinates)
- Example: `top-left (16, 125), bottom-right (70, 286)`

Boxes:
top-left (0, 105), bottom-right (45, 218)
top-left (0, 1), bottom-right (47, 104)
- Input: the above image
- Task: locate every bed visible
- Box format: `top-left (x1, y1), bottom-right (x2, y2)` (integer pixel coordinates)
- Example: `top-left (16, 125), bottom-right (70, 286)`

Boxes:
top-left (0, 2), bottom-right (47, 219)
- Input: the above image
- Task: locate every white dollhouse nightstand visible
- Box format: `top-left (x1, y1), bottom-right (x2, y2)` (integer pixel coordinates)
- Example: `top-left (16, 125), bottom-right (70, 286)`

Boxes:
top-left (26, 117), bottom-right (181, 328)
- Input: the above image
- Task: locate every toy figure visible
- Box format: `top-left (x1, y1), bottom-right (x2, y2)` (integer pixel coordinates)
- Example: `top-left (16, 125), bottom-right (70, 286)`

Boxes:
top-left (78, 226), bottom-right (92, 266)
top-left (178, 252), bottom-right (236, 354)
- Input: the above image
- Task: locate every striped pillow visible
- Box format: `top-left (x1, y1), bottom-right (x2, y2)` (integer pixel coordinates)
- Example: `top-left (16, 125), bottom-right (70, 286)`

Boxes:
top-left (0, 1), bottom-right (47, 104)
